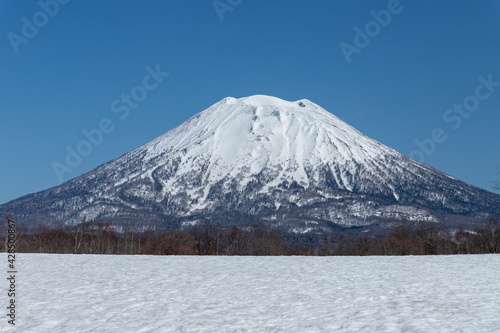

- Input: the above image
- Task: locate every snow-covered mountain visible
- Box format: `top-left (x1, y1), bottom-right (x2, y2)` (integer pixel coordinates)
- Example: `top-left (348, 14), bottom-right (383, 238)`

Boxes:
top-left (2, 95), bottom-right (499, 233)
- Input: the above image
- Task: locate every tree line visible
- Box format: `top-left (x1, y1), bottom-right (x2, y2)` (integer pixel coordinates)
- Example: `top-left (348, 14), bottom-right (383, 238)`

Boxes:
top-left (320, 218), bottom-right (499, 255)
top-left (0, 220), bottom-right (313, 256)
top-left (1, 217), bottom-right (498, 256)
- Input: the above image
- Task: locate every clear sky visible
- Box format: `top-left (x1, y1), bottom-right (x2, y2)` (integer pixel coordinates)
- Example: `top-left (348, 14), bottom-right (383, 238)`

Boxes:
top-left (1, 0), bottom-right (500, 204)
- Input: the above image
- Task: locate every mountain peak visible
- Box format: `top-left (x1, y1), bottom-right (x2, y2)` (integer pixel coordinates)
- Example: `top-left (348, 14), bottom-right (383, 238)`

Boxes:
top-left (141, 95), bottom-right (393, 187)
top-left (241, 95), bottom-right (298, 107)
top-left (220, 95), bottom-right (319, 111)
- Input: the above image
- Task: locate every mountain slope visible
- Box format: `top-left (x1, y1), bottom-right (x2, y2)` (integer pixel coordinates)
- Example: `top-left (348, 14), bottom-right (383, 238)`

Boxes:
top-left (2, 95), bottom-right (499, 232)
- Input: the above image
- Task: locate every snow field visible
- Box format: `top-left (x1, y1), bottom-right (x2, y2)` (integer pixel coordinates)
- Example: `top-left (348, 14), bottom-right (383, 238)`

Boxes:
top-left (4, 254), bottom-right (500, 332)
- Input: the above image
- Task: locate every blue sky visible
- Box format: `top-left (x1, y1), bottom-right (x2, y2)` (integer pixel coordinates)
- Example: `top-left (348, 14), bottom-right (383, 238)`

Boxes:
top-left (1, 0), bottom-right (500, 204)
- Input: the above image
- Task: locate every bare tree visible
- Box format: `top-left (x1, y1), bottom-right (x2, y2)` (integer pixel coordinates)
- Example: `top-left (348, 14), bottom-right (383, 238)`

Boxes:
top-left (485, 218), bottom-right (499, 253)
top-left (225, 226), bottom-right (244, 255)
top-left (385, 222), bottom-right (414, 255)
top-left (191, 222), bottom-right (221, 255)
top-left (153, 230), bottom-right (197, 255)
top-left (493, 167), bottom-right (500, 191)
top-left (454, 226), bottom-right (471, 254)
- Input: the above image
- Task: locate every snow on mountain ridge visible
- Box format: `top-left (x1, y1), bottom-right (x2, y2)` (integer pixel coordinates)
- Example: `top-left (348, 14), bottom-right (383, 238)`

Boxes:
top-left (132, 95), bottom-right (399, 194)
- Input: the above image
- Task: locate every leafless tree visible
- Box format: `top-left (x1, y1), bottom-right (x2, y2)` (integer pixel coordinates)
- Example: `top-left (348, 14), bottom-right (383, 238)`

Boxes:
top-left (151, 230), bottom-right (197, 255)
top-left (493, 167), bottom-right (500, 191)
top-left (191, 221), bottom-right (221, 255)
top-left (454, 226), bottom-right (471, 254)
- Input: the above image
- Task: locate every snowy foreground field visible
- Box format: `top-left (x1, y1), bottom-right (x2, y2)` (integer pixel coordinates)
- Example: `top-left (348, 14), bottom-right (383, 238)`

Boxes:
top-left (4, 254), bottom-right (500, 332)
